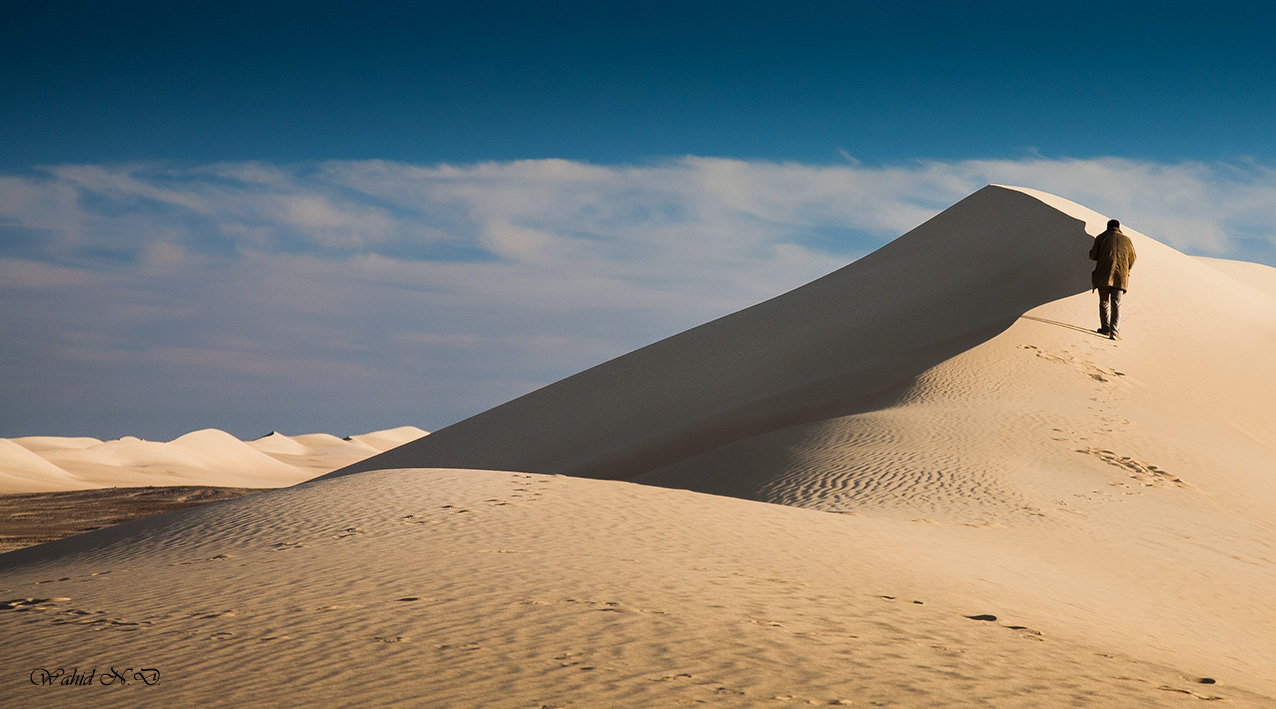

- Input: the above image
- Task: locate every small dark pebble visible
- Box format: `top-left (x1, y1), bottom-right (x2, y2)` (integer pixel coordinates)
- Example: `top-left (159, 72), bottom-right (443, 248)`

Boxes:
top-left (396, 597), bottom-right (420, 602)
top-left (1198, 678), bottom-right (1216, 685)
top-left (966, 614), bottom-right (998, 622)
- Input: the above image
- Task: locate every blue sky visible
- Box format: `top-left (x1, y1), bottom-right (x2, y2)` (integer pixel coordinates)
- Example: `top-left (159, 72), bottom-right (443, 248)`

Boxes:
top-left (3, 1), bottom-right (1276, 440)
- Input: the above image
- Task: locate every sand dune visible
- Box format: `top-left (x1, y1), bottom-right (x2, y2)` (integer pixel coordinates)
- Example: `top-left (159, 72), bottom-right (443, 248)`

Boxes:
top-left (2, 468), bottom-right (1272, 707)
top-left (324, 185), bottom-right (1110, 484)
top-left (327, 185), bottom-right (1276, 520)
top-left (1197, 254), bottom-right (1276, 301)
top-left (0, 426), bottom-right (428, 493)
top-left (2, 185), bottom-right (1275, 706)
top-left (346, 425), bottom-right (434, 451)
top-left (244, 431), bottom-right (312, 456)
top-left (0, 440), bottom-right (83, 492)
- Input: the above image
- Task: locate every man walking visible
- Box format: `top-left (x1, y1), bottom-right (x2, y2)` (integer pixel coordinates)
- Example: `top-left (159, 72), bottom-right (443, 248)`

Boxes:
top-left (1090, 219), bottom-right (1137, 340)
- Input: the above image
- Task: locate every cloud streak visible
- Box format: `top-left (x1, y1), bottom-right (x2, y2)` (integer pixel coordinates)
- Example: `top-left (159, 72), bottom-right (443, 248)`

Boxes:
top-left (2, 156), bottom-right (1274, 439)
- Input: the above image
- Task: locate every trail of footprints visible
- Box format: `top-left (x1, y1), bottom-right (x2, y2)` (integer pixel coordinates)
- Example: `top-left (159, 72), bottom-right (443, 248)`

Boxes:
top-left (0, 593), bottom-right (155, 631)
top-left (520, 593), bottom-right (1224, 705)
top-left (0, 475), bottom-right (564, 642)
top-left (1, 554), bottom-right (1228, 703)
top-left (1019, 344), bottom-right (1126, 383)
top-left (6, 474), bottom-right (1227, 702)
top-left (1020, 341), bottom-right (1187, 496)
top-left (876, 594), bottom-right (1044, 642)
top-left (1, 569), bottom-right (159, 632)
top-left (403, 474), bottom-right (556, 524)
top-left (1075, 447), bottom-right (1188, 488)
top-left (880, 595), bottom-right (1225, 701)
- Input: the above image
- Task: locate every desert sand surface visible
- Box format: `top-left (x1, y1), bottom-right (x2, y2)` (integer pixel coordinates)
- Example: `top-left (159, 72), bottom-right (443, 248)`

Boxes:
top-left (2, 185), bottom-right (1274, 707)
top-left (0, 426), bottom-right (428, 494)
top-left (5, 468), bottom-right (1269, 708)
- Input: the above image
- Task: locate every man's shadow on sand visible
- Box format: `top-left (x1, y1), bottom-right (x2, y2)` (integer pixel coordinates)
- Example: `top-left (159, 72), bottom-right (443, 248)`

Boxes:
top-left (1021, 315), bottom-right (1109, 337)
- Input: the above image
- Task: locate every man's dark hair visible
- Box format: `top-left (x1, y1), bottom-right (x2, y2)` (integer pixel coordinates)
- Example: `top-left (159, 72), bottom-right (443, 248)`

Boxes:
top-left (1107, 219), bottom-right (1121, 229)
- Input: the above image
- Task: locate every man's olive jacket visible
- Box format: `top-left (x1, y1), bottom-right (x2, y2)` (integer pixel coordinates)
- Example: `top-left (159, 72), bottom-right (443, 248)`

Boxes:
top-left (1090, 227), bottom-right (1137, 291)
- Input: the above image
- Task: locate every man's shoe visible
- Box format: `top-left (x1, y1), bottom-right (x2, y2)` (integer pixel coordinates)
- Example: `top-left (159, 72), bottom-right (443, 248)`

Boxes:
top-left (1109, 331), bottom-right (1120, 341)
top-left (1097, 326), bottom-right (1111, 335)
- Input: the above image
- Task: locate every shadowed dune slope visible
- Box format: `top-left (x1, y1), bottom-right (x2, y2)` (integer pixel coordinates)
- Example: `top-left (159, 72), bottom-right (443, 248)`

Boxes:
top-left (326, 185), bottom-right (1100, 484)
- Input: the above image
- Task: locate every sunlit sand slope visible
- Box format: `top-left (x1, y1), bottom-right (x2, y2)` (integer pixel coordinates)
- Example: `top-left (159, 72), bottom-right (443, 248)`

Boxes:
top-left (2, 468), bottom-right (1272, 708)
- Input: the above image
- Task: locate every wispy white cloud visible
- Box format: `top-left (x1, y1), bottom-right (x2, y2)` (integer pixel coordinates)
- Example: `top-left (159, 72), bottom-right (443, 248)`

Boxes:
top-left (2, 156), bottom-right (1274, 439)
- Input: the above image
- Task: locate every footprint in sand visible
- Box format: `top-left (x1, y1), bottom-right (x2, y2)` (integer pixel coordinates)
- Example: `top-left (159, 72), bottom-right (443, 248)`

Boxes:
top-left (746, 619), bottom-right (784, 627)
top-left (1158, 684), bottom-right (1223, 700)
top-left (1076, 448), bottom-right (1187, 487)
top-left (733, 572), bottom-right (808, 587)
top-left (1006, 624), bottom-right (1044, 640)
top-left (878, 595), bottom-right (924, 605)
top-left (49, 611), bottom-right (110, 627)
top-left (169, 553), bottom-right (234, 567)
top-left (1, 597), bottom-right (73, 615)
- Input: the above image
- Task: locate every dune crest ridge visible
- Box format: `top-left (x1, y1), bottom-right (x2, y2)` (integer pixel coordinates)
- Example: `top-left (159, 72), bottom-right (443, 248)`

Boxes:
top-left (327, 185), bottom-right (1098, 483)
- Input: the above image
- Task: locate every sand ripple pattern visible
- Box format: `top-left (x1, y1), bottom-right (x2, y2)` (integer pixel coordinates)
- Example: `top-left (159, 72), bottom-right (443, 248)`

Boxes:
top-left (3, 468), bottom-right (1270, 707)
top-left (757, 407), bottom-right (1030, 521)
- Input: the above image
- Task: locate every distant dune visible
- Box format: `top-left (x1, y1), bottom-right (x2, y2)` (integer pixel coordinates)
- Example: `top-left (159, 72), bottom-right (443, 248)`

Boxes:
top-left (0, 426), bottom-right (428, 493)
top-left (3, 186), bottom-right (1274, 707)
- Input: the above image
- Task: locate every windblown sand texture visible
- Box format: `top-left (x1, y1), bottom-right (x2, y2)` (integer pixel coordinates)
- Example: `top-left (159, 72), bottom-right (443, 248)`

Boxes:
top-left (3, 185), bottom-right (1275, 707)
top-left (0, 426), bottom-right (428, 493)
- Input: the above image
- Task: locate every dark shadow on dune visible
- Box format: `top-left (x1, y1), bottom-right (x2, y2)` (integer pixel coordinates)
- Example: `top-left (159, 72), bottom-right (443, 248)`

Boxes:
top-left (561, 316), bottom-right (1020, 483)
top-left (321, 186), bottom-right (1098, 494)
